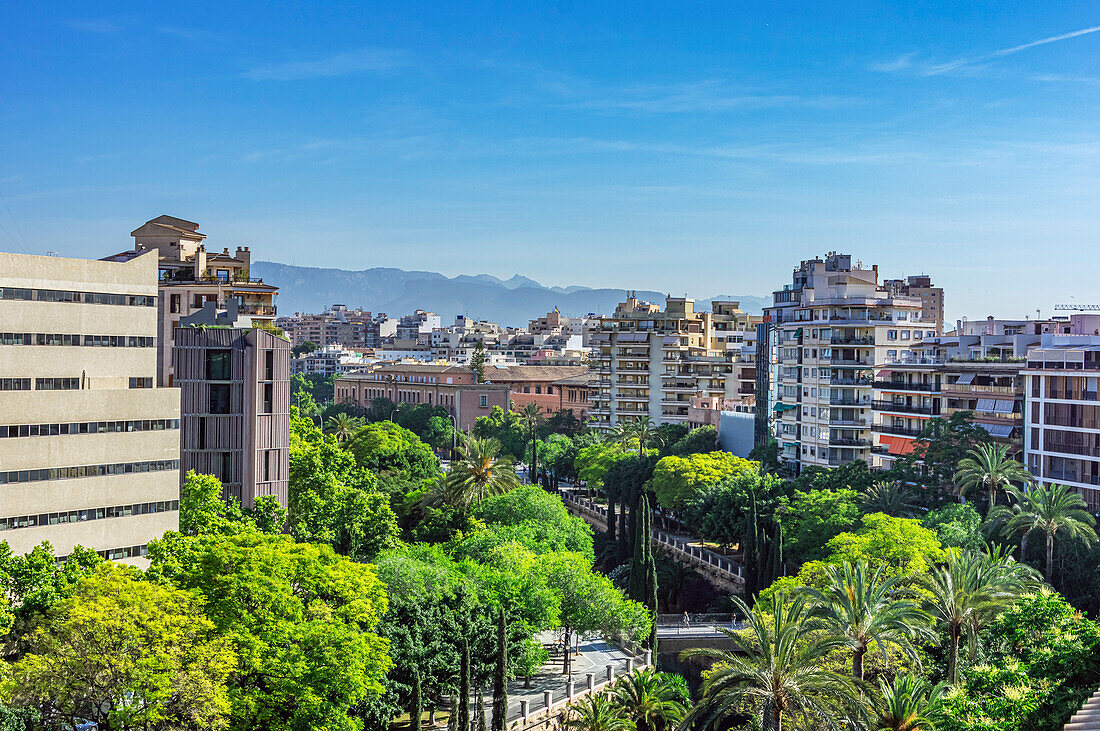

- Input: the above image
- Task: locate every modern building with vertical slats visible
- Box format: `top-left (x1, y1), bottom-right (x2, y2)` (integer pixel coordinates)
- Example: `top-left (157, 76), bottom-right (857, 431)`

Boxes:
top-left (0, 250), bottom-right (180, 562)
top-left (173, 304), bottom-right (291, 508)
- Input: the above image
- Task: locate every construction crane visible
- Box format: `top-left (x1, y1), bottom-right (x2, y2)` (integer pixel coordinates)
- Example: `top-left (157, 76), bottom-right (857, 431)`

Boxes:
top-left (1054, 304), bottom-right (1100, 311)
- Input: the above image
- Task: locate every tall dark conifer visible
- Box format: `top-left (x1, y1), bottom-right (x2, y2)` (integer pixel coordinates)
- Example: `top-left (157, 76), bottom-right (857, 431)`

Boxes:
top-left (491, 608), bottom-right (508, 731)
top-left (458, 633), bottom-right (470, 731)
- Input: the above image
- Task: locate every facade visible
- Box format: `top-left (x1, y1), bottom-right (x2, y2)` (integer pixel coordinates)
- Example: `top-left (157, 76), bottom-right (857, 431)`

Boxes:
top-left (1023, 335), bottom-right (1100, 510)
top-left (0, 251), bottom-right (180, 562)
top-left (589, 293), bottom-right (754, 430)
top-left (102, 215), bottom-right (279, 387)
top-left (292, 343), bottom-right (372, 377)
top-left (883, 275), bottom-right (945, 333)
top-left (551, 372), bottom-right (597, 420)
top-left (335, 364), bottom-right (510, 431)
top-left (765, 253), bottom-right (937, 472)
top-left (279, 306), bottom-right (396, 349)
top-left (484, 365), bottom-right (591, 415)
top-left (174, 304), bottom-right (291, 508)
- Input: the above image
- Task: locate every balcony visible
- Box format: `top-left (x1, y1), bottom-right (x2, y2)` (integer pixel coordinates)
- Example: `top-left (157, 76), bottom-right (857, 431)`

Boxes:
top-left (828, 336), bottom-right (875, 346)
top-left (828, 417), bottom-right (867, 427)
top-left (826, 358), bottom-right (873, 367)
top-left (872, 400), bottom-right (937, 415)
top-left (238, 303), bottom-right (275, 316)
top-left (872, 423), bottom-right (925, 438)
top-left (830, 437), bottom-right (872, 447)
top-left (829, 396), bottom-right (871, 406)
top-left (874, 380), bottom-right (939, 393)
top-left (825, 376), bottom-right (873, 387)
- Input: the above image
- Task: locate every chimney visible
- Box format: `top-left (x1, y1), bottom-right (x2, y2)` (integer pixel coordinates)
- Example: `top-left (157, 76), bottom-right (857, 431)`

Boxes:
top-left (987, 315), bottom-right (995, 336)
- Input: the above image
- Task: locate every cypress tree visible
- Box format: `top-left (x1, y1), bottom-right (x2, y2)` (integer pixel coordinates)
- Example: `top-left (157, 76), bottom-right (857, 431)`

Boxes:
top-left (627, 493), bottom-right (650, 602)
top-left (458, 633), bottom-right (470, 731)
top-left (476, 690), bottom-right (488, 731)
top-left (410, 669), bottom-right (423, 731)
top-left (491, 607), bottom-right (508, 731)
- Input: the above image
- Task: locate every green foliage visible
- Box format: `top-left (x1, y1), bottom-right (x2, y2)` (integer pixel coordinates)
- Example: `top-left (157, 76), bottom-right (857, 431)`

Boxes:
top-left (0, 541), bottom-right (102, 638)
top-left (435, 437), bottom-right (522, 514)
top-left (610, 668), bottom-right (688, 731)
top-left (472, 406), bottom-right (528, 460)
top-left (890, 412), bottom-right (991, 498)
top-left (180, 470), bottom-right (286, 536)
top-left (954, 443), bottom-right (1033, 511)
top-left (292, 371), bottom-right (335, 403)
top-left (473, 485), bottom-right (594, 557)
top-left (292, 341), bottom-right (319, 357)
top-left (147, 529), bottom-right (391, 731)
top-left (348, 420), bottom-right (440, 481)
top-left (469, 341), bottom-right (487, 383)
top-left (924, 504), bottom-right (985, 550)
top-left (791, 460), bottom-right (875, 493)
top-left (8, 562), bottom-right (234, 730)
top-left (650, 452), bottom-right (757, 509)
top-left (777, 489), bottom-right (862, 567)
top-left (664, 426), bottom-right (718, 457)
top-left (575, 441), bottom-right (630, 490)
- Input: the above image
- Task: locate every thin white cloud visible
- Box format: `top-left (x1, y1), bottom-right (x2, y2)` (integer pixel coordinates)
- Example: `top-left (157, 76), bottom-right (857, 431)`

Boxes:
top-left (245, 48), bottom-right (407, 81)
top-left (925, 24), bottom-right (1100, 75)
top-left (546, 80), bottom-right (855, 114)
top-left (866, 53), bottom-right (916, 73)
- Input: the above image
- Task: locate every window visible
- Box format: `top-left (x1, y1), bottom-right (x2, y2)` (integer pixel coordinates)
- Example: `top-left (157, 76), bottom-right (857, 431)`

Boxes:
top-left (547, 386), bottom-right (553, 394)
top-left (0, 378), bottom-right (31, 391)
top-left (264, 350), bottom-right (274, 381)
top-left (535, 386), bottom-right (542, 394)
top-left (206, 350), bottom-right (232, 380)
top-left (35, 378), bottom-right (80, 390)
top-left (263, 383), bottom-right (273, 414)
top-left (209, 384), bottom-right (231, 414)
top-left (887, 330), bottom-right (898, 340)
top-left (128, 377), bottom-right (152, 389)
top-left (479, 394), bottom-right (488, 407)
top-left (170, 294), bottom-right (181, 314)
top-left (901, 330), bottom-right (910, 340)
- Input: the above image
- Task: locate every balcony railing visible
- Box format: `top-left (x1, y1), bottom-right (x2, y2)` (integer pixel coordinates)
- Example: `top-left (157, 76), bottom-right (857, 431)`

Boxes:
top-left (874, 380), bottom-right (939, 393)
top-left (828, 336), bottom-right (875, 345)
top-left (872, 423), bottom-right (925, 438)
top-left (872, 400), bottom-right (937, 415)
top-left (830, 397), bottom-right (871, 406)
top-left (830, 437), bottom-right (872, 447)
top-left (828, 417), bottom-right (867, 427)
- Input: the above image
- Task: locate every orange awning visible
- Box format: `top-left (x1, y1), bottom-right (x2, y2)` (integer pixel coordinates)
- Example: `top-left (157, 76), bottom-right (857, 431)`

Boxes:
top-left (879, 435), bottom-right (918, 456)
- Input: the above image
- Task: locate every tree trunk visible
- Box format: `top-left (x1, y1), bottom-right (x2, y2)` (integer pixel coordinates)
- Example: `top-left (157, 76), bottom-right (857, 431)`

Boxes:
top-left (948, 624), bottom-right (961, 686)
top-left (607, 496), bottom-right (617, 541)
top-left (852, 647), bottom-right (865, 681)
top-left (1046, 530), bottom-right (1055, 582)
top-left (1020, 531), bottom-right (1029, 562)
top-left (410, 669), bottom-right (423, 730)
top-left (771, 706), bottom-right (783, 731)
top-left (491, 609), bottom-right (508, 731)
top-left (458, 635), bottom-right (470, 731)
top-left (562, 627), bottom-right (572, 675)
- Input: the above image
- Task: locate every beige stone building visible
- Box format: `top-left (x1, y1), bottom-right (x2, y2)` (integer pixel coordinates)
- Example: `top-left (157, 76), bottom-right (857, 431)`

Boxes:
top-left (589, 293), bottom-right (755, 430)
top-left (102, 215), bottom-right (279, 387)
top-left (0, 251), bottom-right (180, 562)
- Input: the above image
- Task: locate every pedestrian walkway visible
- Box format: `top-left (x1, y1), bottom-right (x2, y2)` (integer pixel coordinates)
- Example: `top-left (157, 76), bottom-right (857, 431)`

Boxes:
top-left (1064, 686), bottom-right (1100, 730)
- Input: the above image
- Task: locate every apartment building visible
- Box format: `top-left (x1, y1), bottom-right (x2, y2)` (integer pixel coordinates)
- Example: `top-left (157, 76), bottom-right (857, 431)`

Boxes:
top-left (279, 306), bottom-right (397, 349)
top-left (335, 363), bottom-right (509, 430)
top-left (765, 253), bottom-right (937, 472)
top-left (0, 251), bottom-right (180, 562)
top-left (589, 293), bottom-right (753, 430)
top-left (870, 318), bottom-right (1060, 467)
top-left (1023, 335), bottom-right (1100, 510)
top-left (291, 343), bottom-right (372, 377)
top-left (102, 215), bottom-right (279, 387)
top-left (883, 275), bottom-right (945, 333)
top-left (174, 303), bottom-right (291, 507)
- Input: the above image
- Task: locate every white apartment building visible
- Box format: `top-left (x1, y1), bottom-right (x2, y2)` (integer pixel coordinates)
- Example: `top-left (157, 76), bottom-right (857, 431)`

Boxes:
top-left (292, 343), bottom-right (373, 377)
top-left (1023, 334), bottom-right (1100, 511)
top-left (765, 253), bottom-right (937, 472)
top-left (0, 251), bottom-right (180, 562)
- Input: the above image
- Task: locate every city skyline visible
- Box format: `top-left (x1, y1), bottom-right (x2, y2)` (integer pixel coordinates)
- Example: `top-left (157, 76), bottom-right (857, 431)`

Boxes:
top-left (2, 2), bottom-right (1099, 321)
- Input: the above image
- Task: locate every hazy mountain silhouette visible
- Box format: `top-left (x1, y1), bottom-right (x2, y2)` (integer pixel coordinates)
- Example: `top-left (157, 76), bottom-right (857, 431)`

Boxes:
top-left (253, 261), bottom-right (768, 325)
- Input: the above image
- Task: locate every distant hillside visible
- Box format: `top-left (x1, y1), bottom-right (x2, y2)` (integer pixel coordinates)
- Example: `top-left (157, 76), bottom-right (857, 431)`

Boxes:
top-left (252, 261), bottom-right (768, 325)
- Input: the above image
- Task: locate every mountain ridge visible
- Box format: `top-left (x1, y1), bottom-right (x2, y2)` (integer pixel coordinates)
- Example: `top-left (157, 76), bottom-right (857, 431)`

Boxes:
top-left (252, 261), bottom-right (768, 325)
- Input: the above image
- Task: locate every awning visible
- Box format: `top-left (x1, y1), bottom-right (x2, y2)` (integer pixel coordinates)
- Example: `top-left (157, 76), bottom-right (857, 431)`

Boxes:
top-left (993, 399), bottom-right (1015, 414)
top-left (978, 423), bottom-right (1014, 438)
top-left (955, 373), bottom-right (975, 385)
top-left (794, 328), bottom-right (803, 337)
top-left (879, 435), bottom-right (919, 456)
top-left (877, 369), bottom-right (893, 378)
top-left (774, 402), bottom-right (797, 413)
top-left (975, 398), bottom-right (997, 412)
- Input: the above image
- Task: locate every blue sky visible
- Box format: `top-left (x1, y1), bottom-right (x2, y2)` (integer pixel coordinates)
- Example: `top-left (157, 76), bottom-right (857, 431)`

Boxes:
top-left (1, 2), bottom-right (1098, 320)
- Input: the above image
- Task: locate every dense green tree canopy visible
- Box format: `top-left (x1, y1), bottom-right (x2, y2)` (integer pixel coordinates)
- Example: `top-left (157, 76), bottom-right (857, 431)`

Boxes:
top-left (777, 489), bottom-right (862, 567)
top-left (650, 452), bottom-right (757, 509)
top-left (347, 421), bottom-right (440, 481)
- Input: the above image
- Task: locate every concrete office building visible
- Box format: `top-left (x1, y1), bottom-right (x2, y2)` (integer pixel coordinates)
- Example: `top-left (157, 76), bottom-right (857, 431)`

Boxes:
top-left (174, 303), bottom-right (291, 508)
top-left (0, 251), bottom-right (180, 562)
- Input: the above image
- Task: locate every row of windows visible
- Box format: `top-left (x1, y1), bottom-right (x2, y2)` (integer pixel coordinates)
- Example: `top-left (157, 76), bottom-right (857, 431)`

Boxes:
top-left (0, 459), bottom-right (180, 485)
top-left (0, 287), bottom-right (156, 307)
top-left (56, 544), bottom-right (150, 563)
top-left (0, 500), bottom-right (180, 532)
top-left (0, 418), bottom-right (180, 439)
top-left (35, 377), bottom-right (81, 390)
top-left (0, 333), bottom-right (154, 348)
top-left (0, 378), bottom-right (30, 391)
top-left (129, 377), bottom-right (153, 388)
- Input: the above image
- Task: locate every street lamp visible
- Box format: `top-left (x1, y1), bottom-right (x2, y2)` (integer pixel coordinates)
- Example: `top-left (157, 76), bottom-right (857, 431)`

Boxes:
top-left (390, 408), bottom-right (399, 423)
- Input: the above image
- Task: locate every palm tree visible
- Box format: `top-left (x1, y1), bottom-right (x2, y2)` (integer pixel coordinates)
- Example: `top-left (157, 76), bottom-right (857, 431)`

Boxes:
top-left (868, 674), bottom-right (946, 731)
top-left (613, 417), bottom-right (664, 457)
top-left (861, 481), bottom-right (920, 518)
top-left (434, 437), bottom-right (521, 513)
top-left (923, 549), bottom-right (1037, 685)
top-left (325, 412), bottom-right (362, 442)
top-left (803, 562), bottom-right (931, 681)
top-left (681, 594), bottom-right (857, 731)
top-left (953, 443), bottom-right (1032, 513)
top-left (1003, 482), bottom-right (1098, 581)
top-left (517, 402), bottom-right (543, 484)
top-left (610, 668), bottom-right (688, 731)
top-left (564, 693), bottom-right (634, 731)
